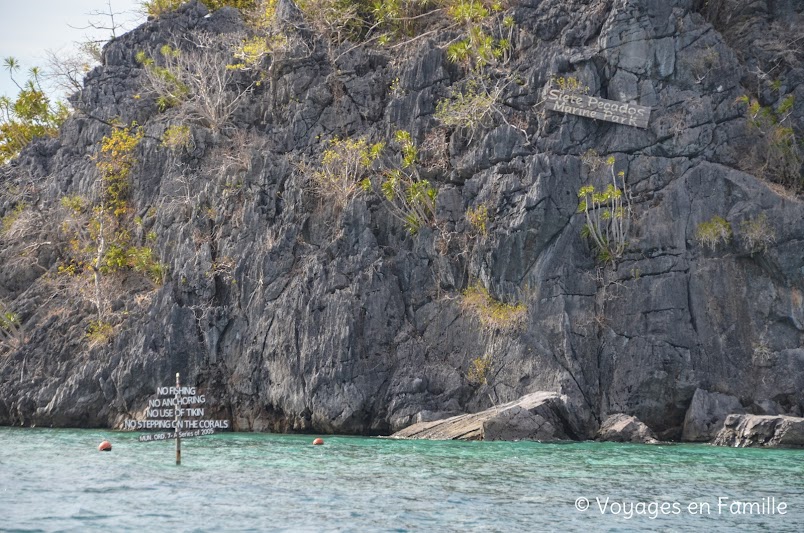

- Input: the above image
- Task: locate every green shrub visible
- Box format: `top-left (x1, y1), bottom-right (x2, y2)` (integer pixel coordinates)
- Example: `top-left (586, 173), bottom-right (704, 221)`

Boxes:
top-left (60, 195), bottom-right (87, 214)
top-left (1, 203), bottom-right (26, 236)
top-left (361, 130), bottom-right (438, 234)
top-left (101, 243), bottom-right (129, 273)
top-left (308, 136), bottom-right (384, 207)
top-left (740, 213), bottom-right (776, 254)
top-left (467, 353), bottom-right (493, 385)
top-left (447, 27), bottom-right (509, 70)
top-left (136, 46), bottom-right (189, 111)
top-left (435, 79), bottom-right (502, 134)
top-left (736, 94), bottom-right (802, 191)
top-left (128, 246), bottom-right (168, 284)
top-left (297, 0), bottom-right (368, 47)
top-left (550, 75), bottom-right (589, 95)
top-left (203, 0), bottom-right (256, 9)
top-left (288, 0), bottom-right (515, 69)
top-left (376, 170), bottom-right (437, 234)
top-left (696, 216), bottom-right (732, 251)
top-left (161, 124), bottom-right (193, 152)
top-left (137, 33), bottom-right (255, 130)
top-left (93, 123), bottom-right (143, 216)
top-left (0, 299), bottom-right (23, 354)
top-left (143, 0), bottom-right (256, 17)
top-left (60, 124), bottom-right (167, 323)
top-left (466, 204), bottom-right (489, 235)
top-left (577, 157), bottom-right (631, 263)
top-left (142, 0), bottom-right (182, 16)
top-left (443, 1), bottom-right (511, 70)
top-left (86, 319), bottom-right (114, 347)
top-left (0, 58), bottom-right (69, 165)
top-left (229, 36), bottom-right (274, 72)
top-left (372, 0), bottom-right (434, 40)
top-left (460, 283), bottom-right (526, 332)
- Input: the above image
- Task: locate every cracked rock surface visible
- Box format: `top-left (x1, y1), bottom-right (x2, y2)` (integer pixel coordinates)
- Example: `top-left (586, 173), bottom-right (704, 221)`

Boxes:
top-left (0, 0), bottom-right (802, 439)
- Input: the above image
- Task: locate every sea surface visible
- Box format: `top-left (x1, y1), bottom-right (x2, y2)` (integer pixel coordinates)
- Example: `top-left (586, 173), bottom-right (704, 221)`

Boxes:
top-left (1, 428), bottom-right (802, 532)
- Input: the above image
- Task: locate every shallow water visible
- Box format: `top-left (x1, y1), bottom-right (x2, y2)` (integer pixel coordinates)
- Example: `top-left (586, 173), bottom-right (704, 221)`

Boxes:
top-left (1, 428), bottom-right (802, 531)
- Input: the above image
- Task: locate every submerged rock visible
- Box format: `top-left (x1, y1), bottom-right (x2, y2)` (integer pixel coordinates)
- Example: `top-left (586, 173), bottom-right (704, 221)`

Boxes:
top-left (596, 414), bottom-right (659, 444)
top-left (392, 392), bottom-right (590, 441)
top-left (713, 415), bottom-right (804, 448)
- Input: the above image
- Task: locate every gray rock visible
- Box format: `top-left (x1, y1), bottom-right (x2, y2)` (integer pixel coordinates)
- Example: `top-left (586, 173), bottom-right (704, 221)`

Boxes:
top-left (751, 399), bottom-right (785, 416)
top-left (0, 0), bottom-right (802, 439)
top-left (596, 414), bottom-right (659, 444)
top-left (392, 392), bottom-right (588, 441)
top-left (713, 414), bottom-right (804, 448)
top-left (681, 389), bottom-right (745, 442)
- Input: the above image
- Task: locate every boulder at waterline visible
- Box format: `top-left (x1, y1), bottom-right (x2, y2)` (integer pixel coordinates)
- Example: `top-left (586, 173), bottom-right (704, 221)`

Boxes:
top-left (713, 415), bottom-right (804, 448)
top-left (596, 414), bottom-right (659, 444)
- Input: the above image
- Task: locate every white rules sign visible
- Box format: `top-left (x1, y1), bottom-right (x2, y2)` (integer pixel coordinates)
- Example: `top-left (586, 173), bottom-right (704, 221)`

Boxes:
top-left (544, 88), bottom-right (651, 129)
top-left (123, 384), bottom-right (230, 439)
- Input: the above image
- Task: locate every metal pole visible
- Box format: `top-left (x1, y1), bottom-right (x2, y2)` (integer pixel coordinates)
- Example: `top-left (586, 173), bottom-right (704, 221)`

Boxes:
top-left (175, 372), bottom-right (181, 465)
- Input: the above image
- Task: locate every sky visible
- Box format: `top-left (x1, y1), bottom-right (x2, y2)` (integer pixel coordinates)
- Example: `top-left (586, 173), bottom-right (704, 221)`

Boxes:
top-left (0, 0), bottom-right (146, 100)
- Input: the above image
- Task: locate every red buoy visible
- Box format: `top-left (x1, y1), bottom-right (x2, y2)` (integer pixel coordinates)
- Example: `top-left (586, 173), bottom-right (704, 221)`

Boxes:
top-left (98, 440), bottom-right (112, 451)
top-left (312, 437), bottom-right (324, 446)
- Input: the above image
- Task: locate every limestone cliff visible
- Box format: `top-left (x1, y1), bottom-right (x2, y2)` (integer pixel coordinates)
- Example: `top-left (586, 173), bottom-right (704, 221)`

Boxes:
top-left (0, 0), bottom-right (802, 440)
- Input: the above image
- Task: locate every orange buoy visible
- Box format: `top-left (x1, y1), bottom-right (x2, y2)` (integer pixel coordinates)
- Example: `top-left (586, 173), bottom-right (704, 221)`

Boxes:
top-left (98, 440), bottom-right (112, 451)
top-left (312, 437), bottom-right (324, 446)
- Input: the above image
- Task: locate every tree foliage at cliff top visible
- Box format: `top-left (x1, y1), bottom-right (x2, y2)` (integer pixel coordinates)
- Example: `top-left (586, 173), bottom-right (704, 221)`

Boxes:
top-left (144, 0), bottom-right (257, 17)
top-left (0, 58), bottom-right (69, 165)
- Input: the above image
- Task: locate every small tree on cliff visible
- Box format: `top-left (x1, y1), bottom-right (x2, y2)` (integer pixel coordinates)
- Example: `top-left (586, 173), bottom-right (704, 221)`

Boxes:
top-left (0, 58), bottom-right (69, 165)
top-left (0, 300), bottom-right (23, 355)
top-left (467, 353), bottom-right (500, 406)
top-left (59, 123), bottom-right (165, 330)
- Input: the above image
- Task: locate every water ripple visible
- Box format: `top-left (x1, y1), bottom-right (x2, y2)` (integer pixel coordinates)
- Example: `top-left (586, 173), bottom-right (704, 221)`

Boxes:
top-left (0, 428), bottom-right (802, 531)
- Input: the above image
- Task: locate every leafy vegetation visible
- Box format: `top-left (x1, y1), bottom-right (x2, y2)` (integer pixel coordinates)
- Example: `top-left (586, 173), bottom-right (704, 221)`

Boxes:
top-left (550, 75), bottom-right (589, 95)
top-left (0, 300), bottom-right (23, 355)
top-left (296, 0), bottom-right (370, 49)
top-left (229, 35), bottom-right (285, 74)
top-left (94, 123), bottom-right (144, 216)
top-left (467, 351), bottom-right (502, 405)
top-left (460, 283), bottom-right (526, 332)
top-left (0, 58), bottom-right (69, 165)
top-left (60, 124), bottom-right (166, 322)
top-left (137, 33), bottom-right (255, 130)
top-left (161, 124), bottom-right (193, 152)
top-left (577, 157), bottom-right (632, 264)
top-left (308, 136), bottom-right (384, 207)
top-left (736, 93), bottom-right (802, 192)
top-left (433, 1), bottom-right (517, 137)
top-left (740, 213), bottom-right (776, 254)
top-left (306, 130), bottom-right (437, 235)
top-left (143, 0), bottom-right (256, 17)
top-left (466, 204), bottom-right (489, 235)
top-left (86, 319), bottom-right (114, 347)
top-left (361, 130), bottom-right (438, 234)
top-left (1, 203), bottom-right (26, 236)
top-left (435, 80), bottom-right (502, 134)
top-left (446, 10), bottom-right (512, 70)
top-left (467, 353), bottom-right (493, 385)
top-left (695, 215), bottom-right (732, 251)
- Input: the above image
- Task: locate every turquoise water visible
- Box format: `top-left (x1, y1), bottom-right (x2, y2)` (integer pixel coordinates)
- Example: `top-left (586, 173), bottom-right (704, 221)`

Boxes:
top-left (1, 428), bottom-right (802, 532)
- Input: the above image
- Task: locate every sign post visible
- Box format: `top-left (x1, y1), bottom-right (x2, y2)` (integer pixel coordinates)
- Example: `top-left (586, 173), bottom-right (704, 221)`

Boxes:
top-left (123, 374), bottom-right (232, 464)
top-left (175, 373), bottom-right (181, 465)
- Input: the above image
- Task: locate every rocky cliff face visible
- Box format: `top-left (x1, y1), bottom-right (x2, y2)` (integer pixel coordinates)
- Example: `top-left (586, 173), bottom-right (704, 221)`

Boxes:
top-left (0, 0), bottom-right (802, 440)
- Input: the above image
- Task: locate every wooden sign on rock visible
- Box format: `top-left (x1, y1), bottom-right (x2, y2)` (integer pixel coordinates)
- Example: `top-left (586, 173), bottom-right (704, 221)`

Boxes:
top-left (544, 87), bottom-right (651, 129)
